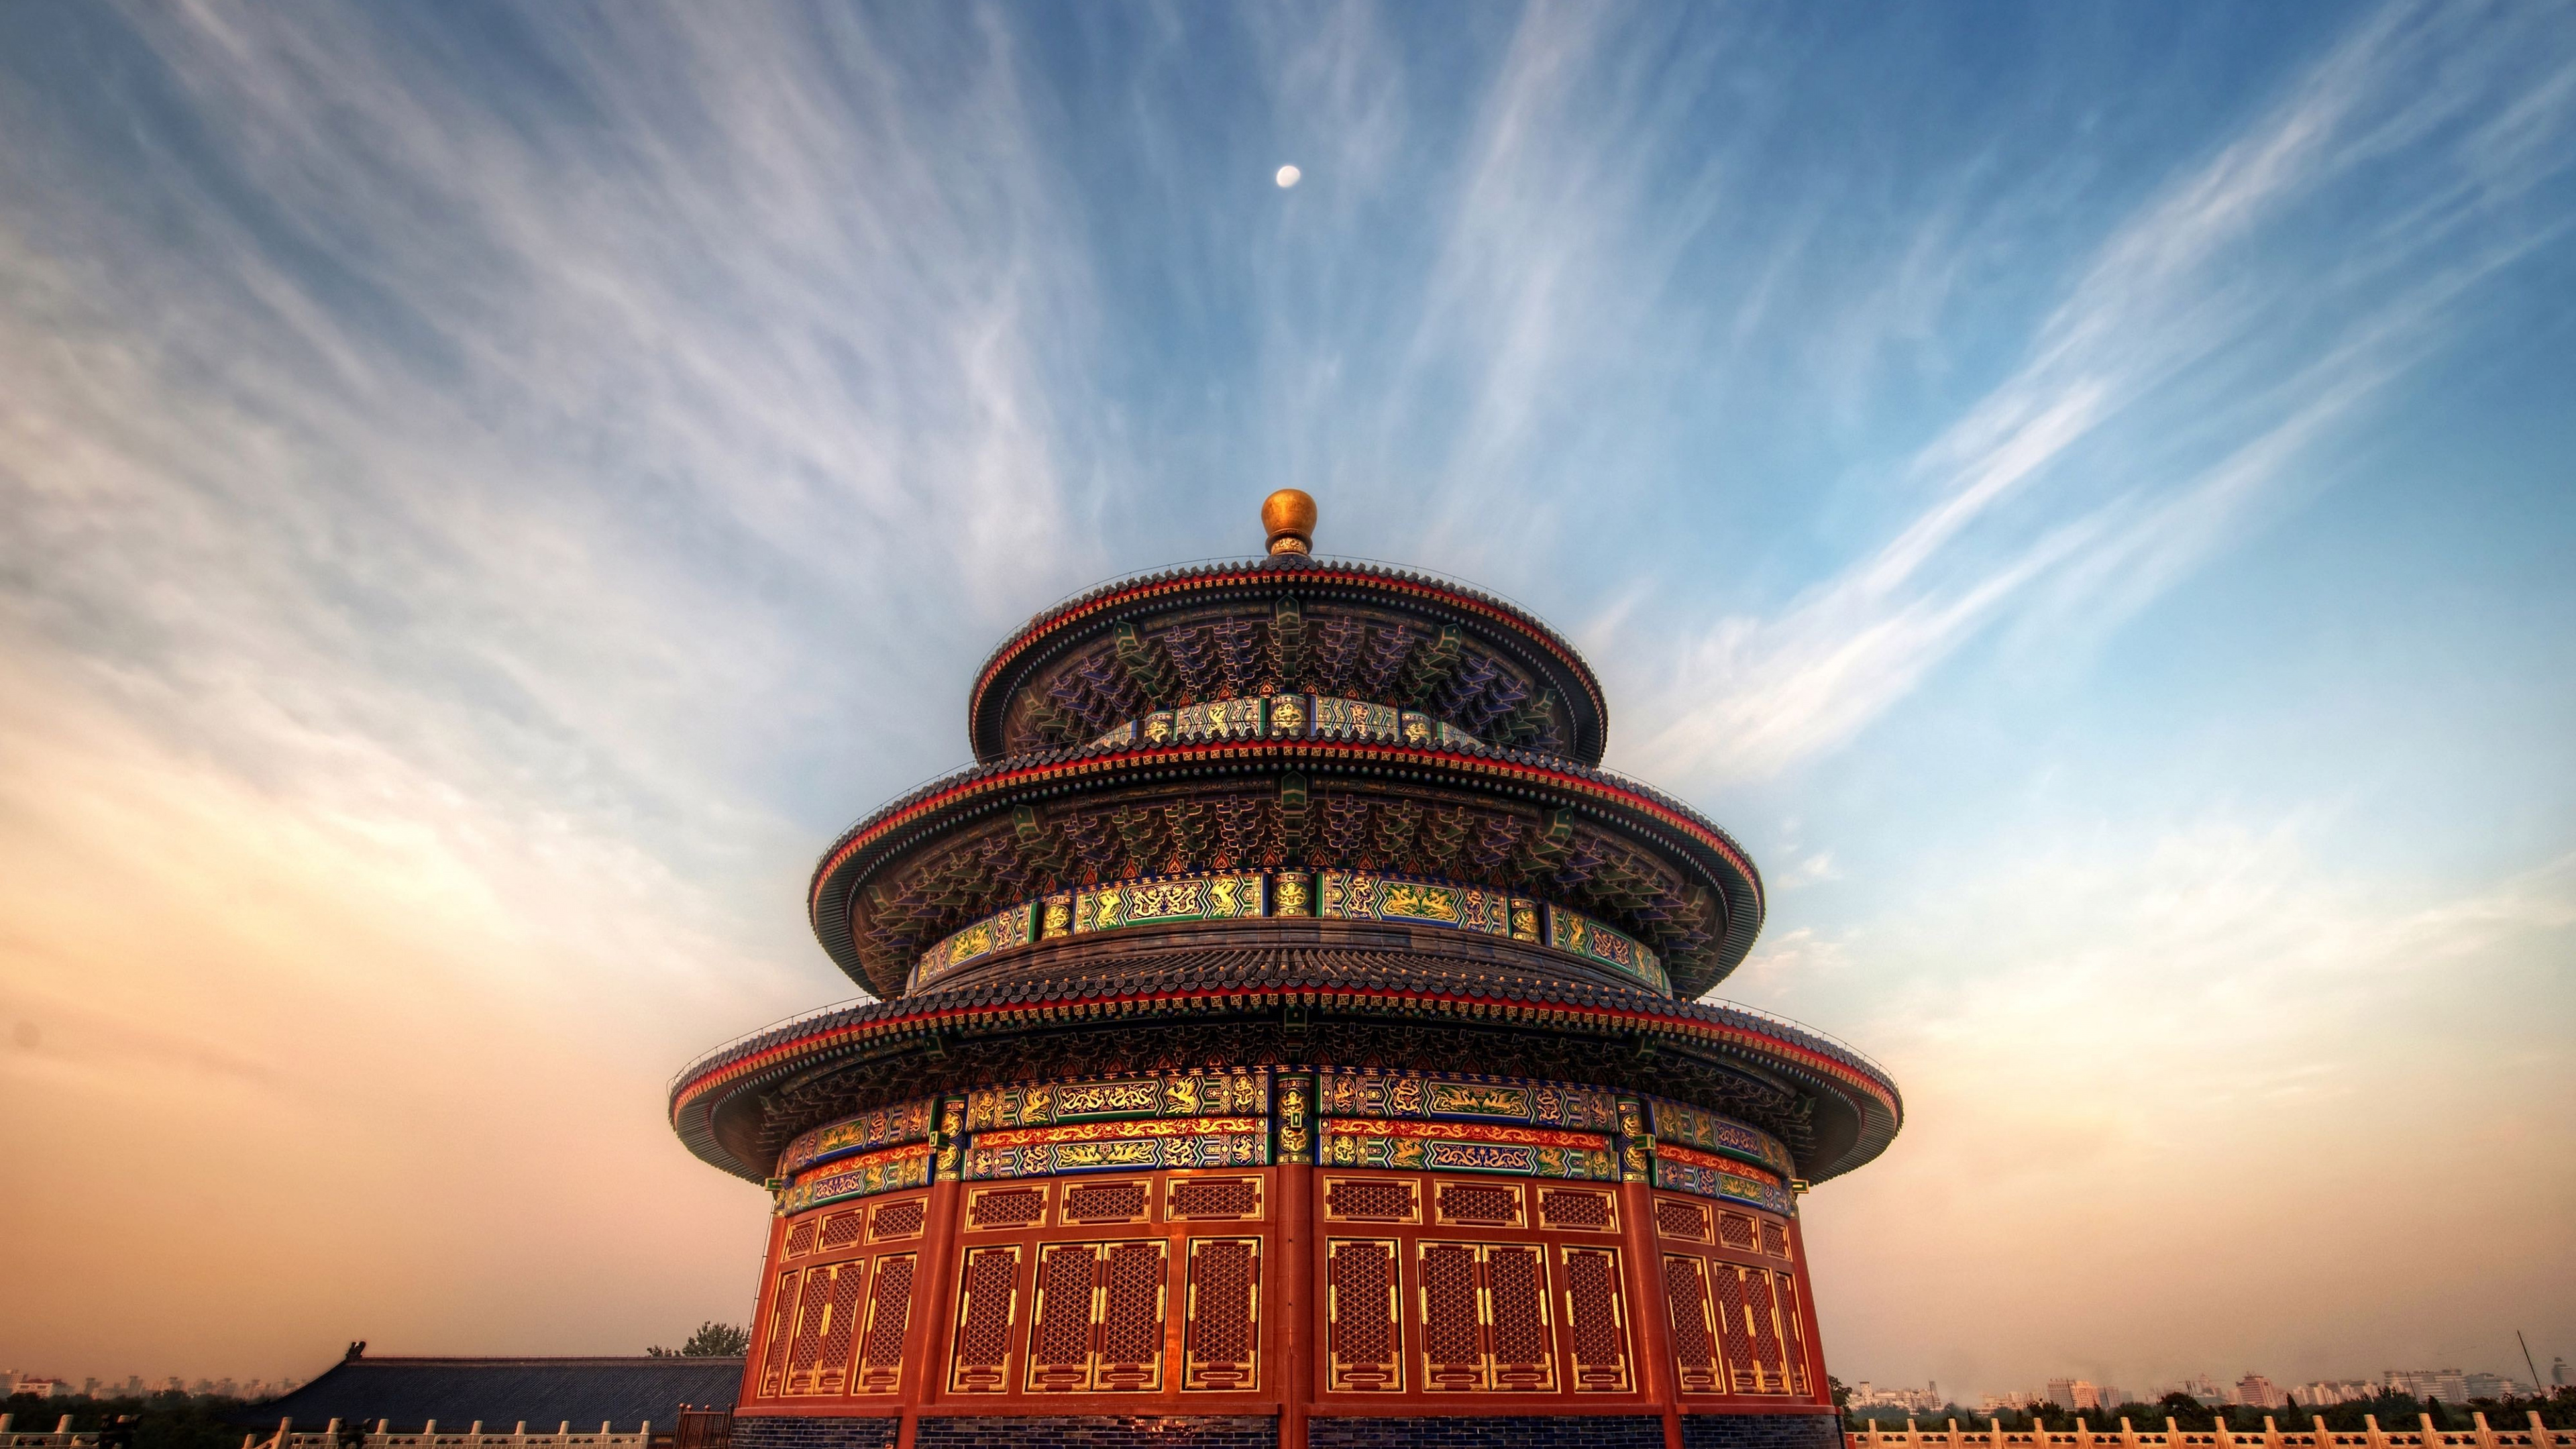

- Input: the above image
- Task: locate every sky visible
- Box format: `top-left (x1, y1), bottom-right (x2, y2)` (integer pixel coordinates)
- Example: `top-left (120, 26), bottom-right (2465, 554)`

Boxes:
top-left (2, 0), bottom-right (2572, 1401)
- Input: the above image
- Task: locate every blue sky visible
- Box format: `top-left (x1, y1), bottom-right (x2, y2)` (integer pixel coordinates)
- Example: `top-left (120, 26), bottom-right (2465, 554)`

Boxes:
top-left (1, 0), bottom-right (2570, 1399)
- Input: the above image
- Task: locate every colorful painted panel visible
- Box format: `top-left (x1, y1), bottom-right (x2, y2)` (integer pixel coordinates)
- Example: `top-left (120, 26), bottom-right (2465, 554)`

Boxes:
top-left (911, 902), bottom-right (1039, 989)
top-left (1088, 694), bottom-right (1487, 751)
top-left (777, 1098), bottom-right (937, 1177)
top-left (779, 1143), bottom-right (935, 1214)
top-left (1072, 871), bottom-right (1265, 933)
top-left (1318, 871), bottom-right (1521, 937)
top-left (1652, 1142), bottom-right (1795, 1215)
top-left (1316, 1069), bottom-right (1622, 1132)
top-left (964, 1117), bottom-right (1270, 1181)
top-left (1544, 905), bottom-right (1669, 991)
top-left (1172, 697), bottom-right (1265, 743)
top-left (1646, 1097), bottom-right (1794, 1177)
top-left (1320, 1118), bottom-right (1617, 1180)
top-left (1311, 695), bottom-right (1400, 743)
top-left (1265, 694), bottom-right (1311, 739)
top-left (967, 1071), bottom-right (1269, 1131)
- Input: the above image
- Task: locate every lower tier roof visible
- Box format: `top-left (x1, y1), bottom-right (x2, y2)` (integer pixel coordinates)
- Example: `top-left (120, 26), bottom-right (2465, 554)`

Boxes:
top-left (670, 931), bottom-right (1900, 1190)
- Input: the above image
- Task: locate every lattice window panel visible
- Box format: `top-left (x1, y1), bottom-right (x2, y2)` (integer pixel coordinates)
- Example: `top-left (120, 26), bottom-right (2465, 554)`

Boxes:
top-left (1538, 1187), bottom-right (1616, 1233)
top-left (1322, 1177), bottom-right (1419, 1224)
top-left (1022, 1239), bottom-right (1169, 1393)
top-left (1662, 1255), bottom-right (1723, 1396)
top-left (1744, 1265), bottom-right (1788, 1393)
top-left (1485, 1244), bottom-right (1558, 1392)
top-left (1183, 1237), bottom-right (1261, 1391)
top-left (1434, 1181), bottom-right (1523, 1228)
top-left (1760, 1220), bottom-right (1791, 1259)
top-left (1325, 1238), bottom-right (1403, 1392)
top-left (1169, 1175), bottom-right (1264, 1221)
top-left (1560, 1246), bottom-right (1631, 1392)
top-left (1415, 1241), bottom-right (1558, 1393)
top-left (759, 1269), bottom-right (801, 1398)
top-left (870, 1197), bottom-right (927, 1242)
top-left (818, 1211), bottom-right (865, 1252)
top-left (1774, 1271), bottom-right (1812, 1397)
top-left (853, 1253), bottom-right (915, 1395)
top-left (967, 1185), bottom-right (1049, 1230)
top-left (1419, 1241), bottom-right (1483, 1391)
top-left (804, 1261), bottom-right (868, 1396)
top-left (1717, 1212), bottom-right (1756, 1250)
top-left (1061, 1179), bottom-right (1152, 1226)
top-left (1712, 1261), bottom-right (1762, 1393)
top-left (947, 1244), bottom-right (1022, 1393)
top-left (783, 1264), bottom-right (839, 1394)
top-left (1656, 1197), bottom-right (1711, 1242)
top-left (784, 1220), bottom-right (818, 1258)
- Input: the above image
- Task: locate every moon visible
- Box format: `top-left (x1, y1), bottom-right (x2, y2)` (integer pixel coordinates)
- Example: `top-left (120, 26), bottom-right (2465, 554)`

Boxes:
top-left (1275, 164), bottom-right (1301, 189)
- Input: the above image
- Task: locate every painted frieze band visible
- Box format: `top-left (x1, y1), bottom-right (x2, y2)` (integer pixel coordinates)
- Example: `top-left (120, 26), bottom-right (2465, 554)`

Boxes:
top-left (776, 1141), bottom-right (933, 1214)
top-left (908, 868), bottom-right (1668, 994)
top-left (1316, 1068), bottom-right (1623, 1132)
top-left (1645, 1096), bottom-right (1794, 1177)
top-left (1652, 1141), bottom-right (1794, 1216)
top-left (1088, 693), bottom-right (1485, 753)
top-left (775, 1096), bottom-right (937, 1176)
top-left (963, 1117), bottom-right (1270, 1181)
top-left (965, 1069), bottom-right (1268, 1131)
top-left (1319, 1117), bottom-right (1617, 1180)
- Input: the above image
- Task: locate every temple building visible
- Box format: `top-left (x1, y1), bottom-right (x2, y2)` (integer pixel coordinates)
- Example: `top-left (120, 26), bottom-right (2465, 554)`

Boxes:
top-left (667, 492), bottom-right (1902, 1449)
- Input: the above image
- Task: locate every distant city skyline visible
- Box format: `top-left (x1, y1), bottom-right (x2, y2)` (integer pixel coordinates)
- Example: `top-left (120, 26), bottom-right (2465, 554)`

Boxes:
top-left (2, 0), bottom-right (2571, 1393)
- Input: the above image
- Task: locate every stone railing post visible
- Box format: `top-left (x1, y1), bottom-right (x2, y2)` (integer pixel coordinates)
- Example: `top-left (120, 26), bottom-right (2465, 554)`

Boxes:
top-left (2528, 1414), bottom-right (2553, 1449)
top-left (2420, 1414), bottom-right (2440, 1449)
top-left (1909, 1418), bottom-right (1922, 1449)
top-left (1994, 1417), bottom-right (2009, 1449)
top-left (2314, 1415), bottom-right (2334, 1449)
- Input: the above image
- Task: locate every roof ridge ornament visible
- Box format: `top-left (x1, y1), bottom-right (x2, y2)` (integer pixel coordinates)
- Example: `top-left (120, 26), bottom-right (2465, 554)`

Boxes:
top-left (1262, 488), bottom-right (1316, 555)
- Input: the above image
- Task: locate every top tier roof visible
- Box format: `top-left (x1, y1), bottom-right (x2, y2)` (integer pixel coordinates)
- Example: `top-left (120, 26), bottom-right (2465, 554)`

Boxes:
top-left (968, 551), bottom-right (1611, 767)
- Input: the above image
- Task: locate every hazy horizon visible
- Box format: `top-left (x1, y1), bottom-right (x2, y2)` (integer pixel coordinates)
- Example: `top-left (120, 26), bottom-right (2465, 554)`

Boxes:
top-left (1, 0), bottom-right (2570, 1401)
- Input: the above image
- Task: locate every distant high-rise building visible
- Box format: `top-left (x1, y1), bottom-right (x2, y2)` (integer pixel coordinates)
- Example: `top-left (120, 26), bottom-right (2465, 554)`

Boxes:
top-left (2385, 1370), bottom-right (2471, 1403)
top-left (2460, 1373), bottom-right (2518, 1401)
top-left (2235, 1375), bottom-right (2286, 1409)
top-left (2554, 1358), bottom-right (2567, 1389)
top-left (2098, 1387), bottom-right (2131, 1412)
top-left (2047, 1379), bottom-right (2104, 1411)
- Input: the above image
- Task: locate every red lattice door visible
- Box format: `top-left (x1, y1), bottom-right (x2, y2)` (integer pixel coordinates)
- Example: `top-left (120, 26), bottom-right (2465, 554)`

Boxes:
top-left (806, 1260), bottom-right (869, 1395)
top-left (1559, 1245), bottom-right (1633, 1393)
top-left (1023, 1239), bottom-right (1169, 1393)
top-left (852, 1252), bottom-right (915, 1395)
top-left (1325, 1238), bottom-right (1403, 1392)
top-left (757, 1270), bottom-right (800, 1398)
top-left (948, 1244), bottom-right (1023, 1393)
top-left (1662, 1254), bottom-right (1723, 1395)
top-left (1415, 1241), bottom-right (1558, 1393)
top-left (1772, 1270), bottom-right (1812, 1397)
top-left (1182, 1236), bottom-right (1261, 1391)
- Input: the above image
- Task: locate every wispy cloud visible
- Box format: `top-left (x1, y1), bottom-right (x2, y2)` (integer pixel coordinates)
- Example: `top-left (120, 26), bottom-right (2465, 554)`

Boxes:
top-left (1626, 3), bottom-right (2576, 784)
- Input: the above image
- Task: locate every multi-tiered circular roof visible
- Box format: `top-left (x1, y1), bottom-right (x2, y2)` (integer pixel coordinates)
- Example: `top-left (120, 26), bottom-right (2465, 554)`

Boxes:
top-left (672, 494), bottom-right (1900, 1190)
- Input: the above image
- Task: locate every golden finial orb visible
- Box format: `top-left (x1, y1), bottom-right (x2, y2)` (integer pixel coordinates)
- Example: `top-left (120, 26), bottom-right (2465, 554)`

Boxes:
top-left (1263, 488), bottom-right (1317, 555)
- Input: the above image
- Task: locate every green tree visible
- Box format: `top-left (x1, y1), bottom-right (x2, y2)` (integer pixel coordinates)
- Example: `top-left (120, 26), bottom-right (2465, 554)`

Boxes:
top-left (648, 1322), bottom-right (751, 1358)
